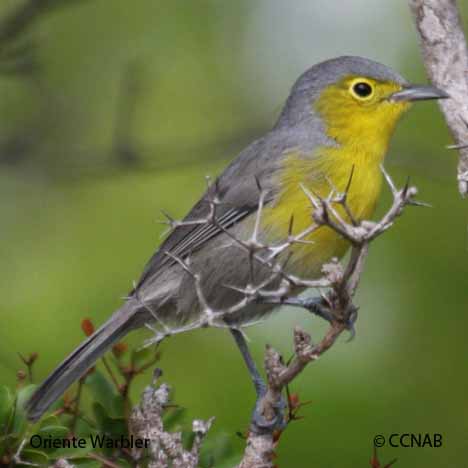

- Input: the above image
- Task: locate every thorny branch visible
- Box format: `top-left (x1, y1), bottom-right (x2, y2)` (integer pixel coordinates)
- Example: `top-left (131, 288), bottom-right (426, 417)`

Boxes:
top-left (140, 166), bottom-right (420, 467)
top-left (237, 168), bottom-right (419, 468)
top-left (409, 0), bottom-right (468, 196)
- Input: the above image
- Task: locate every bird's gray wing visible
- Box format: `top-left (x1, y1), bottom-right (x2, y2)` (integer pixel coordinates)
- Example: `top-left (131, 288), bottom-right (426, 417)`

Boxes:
top-left (133, 135), bottom-right (282, 290)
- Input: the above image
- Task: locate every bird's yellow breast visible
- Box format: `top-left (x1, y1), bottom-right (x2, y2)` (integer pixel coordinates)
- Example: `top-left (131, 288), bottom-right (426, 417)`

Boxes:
top-left (261, 147), bottom-right (383, 277)
top-left (259, 77), bottom-right (410, 277)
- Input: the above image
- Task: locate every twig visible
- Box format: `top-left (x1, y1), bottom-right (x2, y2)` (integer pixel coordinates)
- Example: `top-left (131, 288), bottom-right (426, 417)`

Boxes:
top-left (13, 436), bottom-right (39, 467)
top-left (130, 372), bottom-right (213, 467)
top-left (101, 356), bottom-right (121, 391)
top-left (70, 377), bottom-right (84, 435)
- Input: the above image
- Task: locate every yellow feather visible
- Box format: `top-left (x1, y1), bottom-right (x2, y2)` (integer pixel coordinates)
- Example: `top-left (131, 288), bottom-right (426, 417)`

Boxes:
top-left (261, 76), bottom-right (410, 277)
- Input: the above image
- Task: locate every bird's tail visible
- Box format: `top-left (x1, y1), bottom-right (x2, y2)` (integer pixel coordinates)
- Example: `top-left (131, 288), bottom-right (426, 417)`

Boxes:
top-left (26, 302), bottom-right (137, 422)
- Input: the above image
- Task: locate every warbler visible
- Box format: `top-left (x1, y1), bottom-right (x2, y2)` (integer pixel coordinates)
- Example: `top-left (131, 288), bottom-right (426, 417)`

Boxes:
top-left (26, 56), bottom-right (447, 423)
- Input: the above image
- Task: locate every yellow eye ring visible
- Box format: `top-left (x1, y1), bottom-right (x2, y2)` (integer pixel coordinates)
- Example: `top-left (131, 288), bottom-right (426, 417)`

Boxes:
top-left (349, 79), bottom-right (374, 101)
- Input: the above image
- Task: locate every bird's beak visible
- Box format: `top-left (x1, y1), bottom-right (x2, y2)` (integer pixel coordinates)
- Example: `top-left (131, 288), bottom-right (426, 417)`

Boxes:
top-left (389, 85), bottom-right (449, 102)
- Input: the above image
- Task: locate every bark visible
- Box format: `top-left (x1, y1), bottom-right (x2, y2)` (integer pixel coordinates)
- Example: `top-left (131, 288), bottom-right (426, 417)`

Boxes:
top-left (409, 0), bottom-right (468, 196)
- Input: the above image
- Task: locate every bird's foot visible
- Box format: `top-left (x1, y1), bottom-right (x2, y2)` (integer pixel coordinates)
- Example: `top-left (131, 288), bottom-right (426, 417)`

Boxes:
top-left (301, 296), bottom-right (335, 322)
top-left (251, 386), bottom-right (287, 433)
top-left (340, 303), bottom-right (358, 341)
top-left (301, 297), bottom-right (358, 340)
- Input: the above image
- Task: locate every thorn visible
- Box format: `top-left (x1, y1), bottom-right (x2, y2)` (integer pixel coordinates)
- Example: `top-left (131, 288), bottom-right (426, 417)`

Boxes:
top-left (221, 282), bottom-right (247, 294)
top-left (380, 164), bottom-right (397, 194)
top-left (160, 209), bottom-right (175, 224)
top-left (408, 199), bottom-right (432, 208)
top-left (158, 226), bottom-right (172, 239)
top-left (214, 177), bottom-right (221, 196)
top-left (344, 164), bottom-right (355, 195)
top-left (155, 219), bottom-right (171, 226)
top-left (18, 352), bottom-right (27, 364)
top-left (288, 214), bottom-right (295, 236)
top-left (319, 198), bottom-right (329, 223)
top-left (402, 175), bottom-right (410, 198)
top-left (321, 291), bottom-right (333, 309)
top-left (281, 252), bottom-right (293, 271)
top-left (165, 251), bottom-right (194, 276)
top-left (324, 175), bottom-right (338, 196)
top-left (447, 143), bottom-right (468, 150)
top-left (254, 175), bottom-right (262, 193)
top-left (299, 183), bottom-right (320, 209)
top-left (292, 239), bottom-right (314, 245)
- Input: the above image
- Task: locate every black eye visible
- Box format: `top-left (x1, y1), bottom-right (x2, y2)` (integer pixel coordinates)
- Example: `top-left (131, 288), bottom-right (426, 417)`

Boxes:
top-left (353, 82), bottom-right (373, 98)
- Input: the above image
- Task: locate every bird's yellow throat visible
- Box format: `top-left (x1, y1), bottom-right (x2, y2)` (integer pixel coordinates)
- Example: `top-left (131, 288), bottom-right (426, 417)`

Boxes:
top-left (262, 76), bottom-right (411, 276)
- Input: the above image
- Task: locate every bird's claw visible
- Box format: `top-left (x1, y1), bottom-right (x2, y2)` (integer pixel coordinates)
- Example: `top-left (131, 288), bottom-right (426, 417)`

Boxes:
top-left (304, 297), bottom-right (358, 341)
top-left (344, 304), bottom-right (358, 341)
top-left (251, 390), bottom-right (287, 433)
top-left (302, 297), bottom-right (334, 322)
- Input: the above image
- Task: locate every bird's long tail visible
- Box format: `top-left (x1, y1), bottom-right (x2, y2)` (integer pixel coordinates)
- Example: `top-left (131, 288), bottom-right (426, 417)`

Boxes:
top-left (26, 302), bottom-right (137, 422)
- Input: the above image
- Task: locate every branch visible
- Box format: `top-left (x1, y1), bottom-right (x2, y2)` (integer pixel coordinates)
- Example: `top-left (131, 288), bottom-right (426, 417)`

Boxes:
top-left (130, 369), bottom-right (214, 468)
top-left (237, 168), bottom-right (419, 468)
top-left (138, 167), bottom-right (420, 467)
top-left (409, 0), bottom-right (468, 196)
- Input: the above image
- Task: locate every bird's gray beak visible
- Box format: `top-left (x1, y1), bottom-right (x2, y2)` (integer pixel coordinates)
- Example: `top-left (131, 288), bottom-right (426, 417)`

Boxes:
top-left (389, 85), bottom-right (449, 102)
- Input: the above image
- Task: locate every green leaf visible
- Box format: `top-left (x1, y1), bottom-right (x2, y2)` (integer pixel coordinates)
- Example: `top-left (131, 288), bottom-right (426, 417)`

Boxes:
top-left (36, 424), bottom-right (70, 451)
top-left (74, 416), bottom-right (98, 438)
top-left (12, 384), bottom-right (37, 436)
top-left (0, 386), bottom-right (14, 433)
top-left (20, 448), bottom-right (49, 465)
top-left (37, 424), bottom-right (69, 438)
top-left (38, 414), bottom-right (62, 429)
top-left (84, 370), bottom-right (117, 416)
top-left (113, 458), bottom-right (133, 468)
top-left (0, 432), bottom-right (19, 458)
top-left (110, 394), bottom-right (125, 419)
top-left (92, 402), bottom-right (108, 430)
top-left (92, 403), bottom-right (127, 438)
top-left (49, 438), bottom-right (94, 459)
top-left (72, 458), bottom-right (101, 468)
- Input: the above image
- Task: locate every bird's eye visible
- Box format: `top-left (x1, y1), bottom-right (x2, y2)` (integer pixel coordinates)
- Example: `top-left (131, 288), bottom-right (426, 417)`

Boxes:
top-left (351, 81), bottom-right (374, 100)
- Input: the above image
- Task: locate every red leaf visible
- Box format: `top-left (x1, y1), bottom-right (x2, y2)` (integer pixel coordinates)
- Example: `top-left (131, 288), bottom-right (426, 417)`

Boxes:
top-left (288, 393), bottom-right (300, 409)
top-left (112, 342), bottom-right (128, 358)
top-left (81, 318), bottom-right (95, 337)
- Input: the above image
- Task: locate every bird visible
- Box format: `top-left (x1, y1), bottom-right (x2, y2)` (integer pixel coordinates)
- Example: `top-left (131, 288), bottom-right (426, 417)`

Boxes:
top-left (26, 56), bottom-right (448, 425)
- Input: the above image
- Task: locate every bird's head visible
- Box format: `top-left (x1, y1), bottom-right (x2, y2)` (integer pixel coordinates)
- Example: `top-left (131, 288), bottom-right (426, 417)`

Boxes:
top-left (277, 56), bottom-right (448, 150)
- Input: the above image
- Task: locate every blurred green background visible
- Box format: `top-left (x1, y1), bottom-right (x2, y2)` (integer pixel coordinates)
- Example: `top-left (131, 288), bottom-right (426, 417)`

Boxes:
top-left (1, 0), bottom-right (467, 466)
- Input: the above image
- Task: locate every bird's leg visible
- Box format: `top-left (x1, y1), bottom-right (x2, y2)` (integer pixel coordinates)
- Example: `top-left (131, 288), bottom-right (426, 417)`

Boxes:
top-left (285, 296), bottom-right (335, 322)
top-left (230, 328), bottom-right (286, 432)
top-left (230, 328), bottom-right (265, 394)
top-left (282, 296), bottom-right (358, 337)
